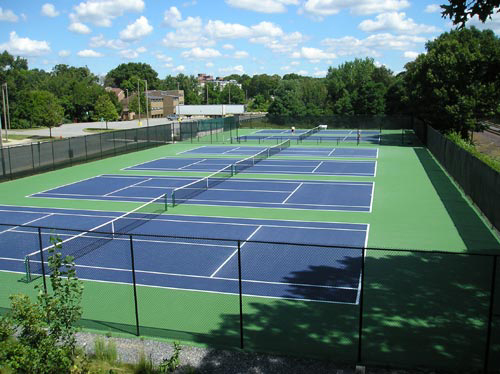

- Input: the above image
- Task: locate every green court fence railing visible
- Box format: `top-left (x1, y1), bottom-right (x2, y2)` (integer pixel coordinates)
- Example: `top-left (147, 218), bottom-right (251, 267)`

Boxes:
top-left (177, 116), bottom-right (239, 143)
top-left (0, 123), bottom-right (173, 182)
top-left (4, 222), bottom-right (499, 373)
top-left (417, 125), bottom-right (500, 232)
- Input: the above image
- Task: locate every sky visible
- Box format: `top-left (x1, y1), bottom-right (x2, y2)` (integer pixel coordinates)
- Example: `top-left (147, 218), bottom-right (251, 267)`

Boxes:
top-left (1, 0), bottom-right (499, 80)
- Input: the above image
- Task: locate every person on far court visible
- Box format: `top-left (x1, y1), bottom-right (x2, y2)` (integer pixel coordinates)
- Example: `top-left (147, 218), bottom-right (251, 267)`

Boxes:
top-left (291, 126), bottom-right (295, 135)
top-left (357, 128), bottom-right (361, 144)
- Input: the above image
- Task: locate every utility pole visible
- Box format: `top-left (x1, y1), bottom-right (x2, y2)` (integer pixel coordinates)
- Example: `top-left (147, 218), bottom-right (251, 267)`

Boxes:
top-left (206, 83), bottom-right (209, 105)
top-left (229, 84), bottom-right (231, 104)
top-left (144, 80), bottom-right (149, 127)
top-left (137, 80), bottom-right (141, 125)
top-left (1, 84), bottom-right (8, 142)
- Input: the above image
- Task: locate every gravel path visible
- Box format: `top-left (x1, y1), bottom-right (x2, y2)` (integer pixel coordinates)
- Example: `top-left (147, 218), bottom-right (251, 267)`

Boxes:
top-left (76, 332), bottom-right (443, 374)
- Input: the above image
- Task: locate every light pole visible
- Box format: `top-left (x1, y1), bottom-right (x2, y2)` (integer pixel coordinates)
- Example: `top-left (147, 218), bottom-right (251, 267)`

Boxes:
top-left (137, 80), bottom-right (141, 126)
top-left (228, 83), bottom-right (231, 104)
top-left (144, 80), bottom-right (149, 127)
top-left (1, 84), bottom-right (9, 142)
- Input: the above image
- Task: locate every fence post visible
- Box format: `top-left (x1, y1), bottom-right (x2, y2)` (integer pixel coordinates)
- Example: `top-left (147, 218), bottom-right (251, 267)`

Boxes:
top-left (237, 240), bottom-right (244, 349)
top-left (38, 227), bottom-right (48, 294)
top-left (7, 146), bottom-right (13, 178)
top-left (484, 255), bottom-right (498, 373)
top-left (51, 139), bottom-right (55, 170)
top-left (357, 247), bottom-right (366, 365)
top-left (99, 133), bottom-right (103, 159)
top-left (30, 143), bottom-right (35, 174)
top-left (129, 235), bottom-right (141, 336)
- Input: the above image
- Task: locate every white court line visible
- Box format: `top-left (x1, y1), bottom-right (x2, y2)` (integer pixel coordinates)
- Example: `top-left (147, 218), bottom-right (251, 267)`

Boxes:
top-left (176, 146), bottom-right (205, 155)
top-left (26, 174), bottom-right (105, 198)
top-left (210, 225), bottom-right (262, 278)
top-left (178, 159), bottom-right (207, 169)
top-left (0, 205), bottom-right (369, 230)
top-left (222, 146), bottom-right (240, 154)
top-left (311, 161), bottom-right (324, 173)
top-left (369, 182), bottom-right (375, 213)
top-left (373, 160), bottom-right (378, 177)
top-left (281, 182), bottom-right (303, 204)
top-left (103, 177), bottom-right (152, 197)
top-left (0, 213), bottom-right (54, 235)
top-left (327, 148), bottom-right (337, 157)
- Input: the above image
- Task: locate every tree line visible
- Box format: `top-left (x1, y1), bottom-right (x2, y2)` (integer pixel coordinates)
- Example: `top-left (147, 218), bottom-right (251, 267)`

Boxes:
top-left (1, 26), bottom-right (499, 138)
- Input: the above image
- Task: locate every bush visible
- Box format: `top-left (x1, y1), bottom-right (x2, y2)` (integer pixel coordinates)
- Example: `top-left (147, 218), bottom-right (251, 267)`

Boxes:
top-left (0, 236), bottom-right (85, 373)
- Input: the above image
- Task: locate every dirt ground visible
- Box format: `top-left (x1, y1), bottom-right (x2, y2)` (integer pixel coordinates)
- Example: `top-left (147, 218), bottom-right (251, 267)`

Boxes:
top-left (473, 130), bottom-right (500, 162)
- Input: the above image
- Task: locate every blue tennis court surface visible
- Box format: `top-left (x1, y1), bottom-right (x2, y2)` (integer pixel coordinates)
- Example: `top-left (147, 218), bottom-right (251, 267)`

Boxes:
top-left (30, 174), bottom-right (374, 212)
top-left (0, 205), bottom-right (367, 303)
top-left (124, 157), bottom-right (377, 177)
top-left (236, 129), bottom-right (381, 143)
top-left (179, 146), bottom-right (378, 158)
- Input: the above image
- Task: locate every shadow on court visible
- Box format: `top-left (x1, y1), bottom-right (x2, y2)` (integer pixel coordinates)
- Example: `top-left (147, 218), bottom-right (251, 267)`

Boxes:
top-left (191, 251), bottom-right (498, 372)
top-left (414, 148), bottom-right (500, 254)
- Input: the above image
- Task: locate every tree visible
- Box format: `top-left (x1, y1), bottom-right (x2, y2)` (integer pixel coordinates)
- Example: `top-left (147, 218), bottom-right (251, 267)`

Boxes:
top-left (105, 62), bottom-right (159, 90)
top-left (404, 27), bottom-right (500, 138)
top-left (219, 83), bottom-right (245, 104)
top-left (27, 90), bottom-right (64, 137)
top-left (326, 58), bottom-right (391, 115)
top-left (267, 80), bottom-right (305, 117)
top-left (95, 94), bottom-right (119, 129)
top-left (128, 93), bottom-right (150, 118)
top-left (0, 237), bottom-right (84, 373)
top-left (442, 0), bottom-right (500, 28)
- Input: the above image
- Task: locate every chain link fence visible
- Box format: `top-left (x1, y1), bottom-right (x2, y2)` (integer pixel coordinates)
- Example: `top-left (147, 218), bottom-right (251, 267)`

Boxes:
top-left (1, 223), bottom-right (497, 372)
top-left (0, 124), bottom-right (173, 181)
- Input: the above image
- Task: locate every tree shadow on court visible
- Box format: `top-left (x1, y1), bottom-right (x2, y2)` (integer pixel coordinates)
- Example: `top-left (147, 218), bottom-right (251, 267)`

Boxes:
top-left (191, 250), bottom-right (497, 373)
top-left (414, 148), bottom-right (500, 253)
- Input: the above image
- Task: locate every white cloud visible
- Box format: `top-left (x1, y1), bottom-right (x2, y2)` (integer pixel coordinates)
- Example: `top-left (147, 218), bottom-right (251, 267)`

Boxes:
top-left (164, 63), bottom-right (173, 68)
top-left (181, 47), bottom-right (221, 59)
top-left (68, 21), bottom-right (92, 34)
top-left (206, 20), bottom-right (252, 39)
top-left (41, 3), bottom-right (59, 18)
top-left (312, 70), bottom-right (327, 77)
top-left (225, 0), bottom-right (298, 13)
top-left (136, 46), bottom-right (147, 53)
top-left (403, 51), bottom-right (419, 59)
top-left (163, 6), bottom-right (181, 26)
top-left (162, 7), bottom-right (208, 48)
top-left (251, 21), bottom-right (284, 37)
top-left (222, 44), bottom-right (235, 50)
top-left (424, 4), bottom-right (441, 13)
top-left (71, 0), bottom-right (144, 27)
top-left (295, 69), bottom-right (308, 75)
top-left (21, 13), bottom-right (27, 21)
top-left (234, 50), bottom-right (249, 59)
top-left (219, 65), bottom-right (245, 74)
top-left (0, 7), bottom-right (18, 22)
top-left (467, 12), bottom-right (500, 34)
top-left (120, 49), bottom-right (138, 59)
top-left (155, 53), bottom-right (173, 62)
top-left (77, 49), bottom-right (103, 57)
top-left (292, 46), bottom-right (336, 60)
top-left (90, 34), bottom-right (127, 49)
top-left (173, 65), bottom-right (186, 72)
top-left (58, 50), bottom-right (71, 57)
top-left (321, 33), bottom-right (426, 57)
top-left (0, 31), bottom-right (50, 56)
top-left (302, 0), bottom-right (410, 17)
top-left (358, 12), bottom-right (440, 34)
top-left (206, 62), bottom-right (214, 68)
top-left (119, 16), bottom-right (153, 41)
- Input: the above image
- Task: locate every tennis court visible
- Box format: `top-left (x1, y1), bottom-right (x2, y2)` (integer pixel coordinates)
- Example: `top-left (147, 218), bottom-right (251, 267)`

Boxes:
top-left (236, 128), bottom-right (381, 143)
top-left (29, 174), bottom-right (374, 211)
top-left (124, 157), bottom-right (376, 176)
top-left (178, 146), bottom-right (379, 158)
top-left (0, 205), bottom-right (367, 304)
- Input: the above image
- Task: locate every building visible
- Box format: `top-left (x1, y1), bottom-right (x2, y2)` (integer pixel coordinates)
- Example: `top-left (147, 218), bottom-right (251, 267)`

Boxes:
top-left (105, 87), bottom-right (125, 102)
top-left (110, 88), bottom-right (185, 119)
top-left (197, 73), bottom-right (242, 90)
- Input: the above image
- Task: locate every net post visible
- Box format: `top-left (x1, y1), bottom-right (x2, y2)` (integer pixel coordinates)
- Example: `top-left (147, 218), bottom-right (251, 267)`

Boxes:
top-left (24, 256), bottom-right (31, 283)
top-left (171, 191), bottom-right (176, 207)
top-left (129, 235), bottom-right (141, 337)
top-left (164, 193), bottom-right (168, 211)
top-left (237, 240), bottom-right (244, 350)
top-left (38, 227), bottom-right (47, 293)
top-left (357, 246), bottom-right (366, 365)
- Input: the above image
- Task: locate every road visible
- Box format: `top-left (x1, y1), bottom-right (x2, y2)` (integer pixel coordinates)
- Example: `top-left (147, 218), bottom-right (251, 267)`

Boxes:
top-left (5, 118), bottom-right (177, 139)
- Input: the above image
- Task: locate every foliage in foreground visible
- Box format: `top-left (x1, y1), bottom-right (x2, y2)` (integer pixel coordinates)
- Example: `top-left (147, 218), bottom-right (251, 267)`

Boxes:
top-left (0, 236), bottom-right (84, 373)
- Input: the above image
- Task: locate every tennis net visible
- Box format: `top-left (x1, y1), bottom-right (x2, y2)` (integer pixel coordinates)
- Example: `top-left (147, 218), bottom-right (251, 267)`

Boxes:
top-left (172, 165), bottom-right (233, 206)
top-left (233, 139), bottom-right (290, 174)
top-left (24, 194), bottom-right (167, 282)
top-left (299, 126), bottom-right (321, 140)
